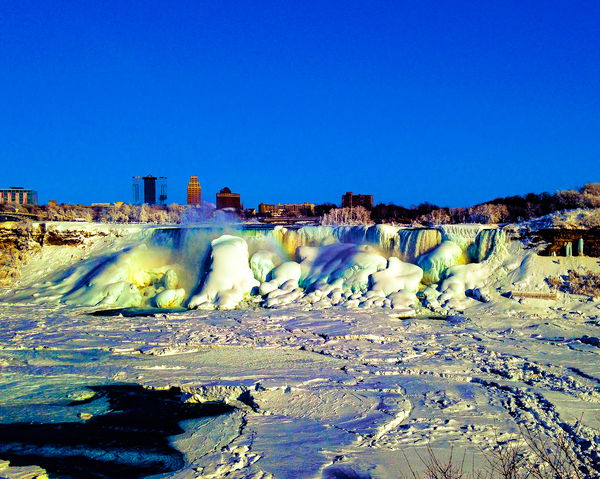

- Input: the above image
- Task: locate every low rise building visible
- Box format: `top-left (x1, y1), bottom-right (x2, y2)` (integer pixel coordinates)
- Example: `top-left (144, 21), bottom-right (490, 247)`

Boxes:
top-left (0, 187), bottom-right (38, 205)
top-left (258, 202), bottom-right (315, 217)
top-left (258, 203), bottom-right (276, 215)
top-left (278, 202), bottom-right (315, 216)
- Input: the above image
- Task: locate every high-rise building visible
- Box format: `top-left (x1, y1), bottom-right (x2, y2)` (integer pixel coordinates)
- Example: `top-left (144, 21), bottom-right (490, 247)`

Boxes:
top-left (132, 175), bottom-right (168, 205)
top-left (187, 176), bottom-right (202, 205)
top-left (342, 192), bottom-right (374, 209)
top-left (143, 175), bottom-right (157, 204)
top-left (132, 177), bottom-right (141, 204)
top-left (0, 187), bottom-right (38, 205)
top-left (216, 187), bottom-right (242, 210)
top-left (158, 177), bottom-right (168, 204)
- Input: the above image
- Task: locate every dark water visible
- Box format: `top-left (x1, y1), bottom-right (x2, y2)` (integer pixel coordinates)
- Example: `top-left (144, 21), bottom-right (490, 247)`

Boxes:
top-left (88, 307), bottom-right (186, 317)
top-left (0, 385), bottom-right (234, 478)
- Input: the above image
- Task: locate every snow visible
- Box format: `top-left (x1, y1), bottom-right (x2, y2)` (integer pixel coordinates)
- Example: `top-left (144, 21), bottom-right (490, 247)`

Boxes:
top-left (1, 222), bottom-right (599, 477)
top-left (1, 296), bottom-right (598, 478)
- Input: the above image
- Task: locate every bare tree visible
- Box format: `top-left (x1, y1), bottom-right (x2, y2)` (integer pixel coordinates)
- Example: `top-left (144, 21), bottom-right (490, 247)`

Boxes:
top-left (322, 206), bottom-right (372, 225)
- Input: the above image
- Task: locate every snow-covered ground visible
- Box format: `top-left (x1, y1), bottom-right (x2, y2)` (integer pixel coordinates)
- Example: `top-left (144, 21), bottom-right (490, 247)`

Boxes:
top-left (0, 223), bottom-right (598, 478)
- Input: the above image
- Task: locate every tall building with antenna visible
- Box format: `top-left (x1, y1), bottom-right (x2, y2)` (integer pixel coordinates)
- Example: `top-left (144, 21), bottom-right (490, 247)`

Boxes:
top-left (187, 176), bottom-right (202, 205)
top-left (132, 175), bottom-right (168, 205)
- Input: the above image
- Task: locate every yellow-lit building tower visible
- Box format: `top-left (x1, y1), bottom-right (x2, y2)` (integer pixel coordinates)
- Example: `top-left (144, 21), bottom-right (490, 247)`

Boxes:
top-left (187, 176), bottom-right (202, 205)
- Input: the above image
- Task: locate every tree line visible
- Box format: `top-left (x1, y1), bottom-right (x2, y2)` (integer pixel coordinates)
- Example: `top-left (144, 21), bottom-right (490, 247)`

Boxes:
top-left (1, 183), bottom-right (598, 225)
top-left (322, 183), bottom-right (600, 225)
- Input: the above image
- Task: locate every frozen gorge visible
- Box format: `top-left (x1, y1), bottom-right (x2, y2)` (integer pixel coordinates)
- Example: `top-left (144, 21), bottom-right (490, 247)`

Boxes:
top-left (0, 221), bottom-right (599, 478)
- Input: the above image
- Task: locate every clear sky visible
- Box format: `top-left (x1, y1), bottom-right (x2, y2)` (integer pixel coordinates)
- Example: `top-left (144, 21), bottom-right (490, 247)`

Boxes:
top-left (1, 0), bottom-right (599, 208)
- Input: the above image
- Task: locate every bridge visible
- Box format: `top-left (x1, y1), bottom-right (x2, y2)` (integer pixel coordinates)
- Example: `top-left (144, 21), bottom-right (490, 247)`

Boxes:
top-left (0, 212), bottom-right (39, 222)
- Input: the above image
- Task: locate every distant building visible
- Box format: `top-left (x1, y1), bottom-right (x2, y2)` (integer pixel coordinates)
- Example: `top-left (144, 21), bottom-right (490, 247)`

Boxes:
top-left (187, 176), bottom-right (202, 205)
top-left (281, 202), bottom-right (315, 216)
top-left (0, 187), bottom-right (37, 205)
top-left (342, 192), bottom-right (374, 210)
top-left (143, 175), bottom-right (157, 204)
top-left (258, 202), bottom-right (315, 217)
top-left (216, 187), bottom-right (242, 210)
top-left (258, 203), bottom-right (276, 215)
top-left (132, 175), bottom-right (167, 205)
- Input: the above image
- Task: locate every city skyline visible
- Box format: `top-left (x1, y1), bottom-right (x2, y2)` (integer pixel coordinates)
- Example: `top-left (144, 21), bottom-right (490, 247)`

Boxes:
top-left (1, 1), bottom-right (599, 207)
top-left (4, 175), bottom-right (600, 211)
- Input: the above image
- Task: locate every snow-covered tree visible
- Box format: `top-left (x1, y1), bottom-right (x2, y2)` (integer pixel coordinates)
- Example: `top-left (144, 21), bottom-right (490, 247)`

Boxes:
top-left (322, 206), bottom-right (372, 225)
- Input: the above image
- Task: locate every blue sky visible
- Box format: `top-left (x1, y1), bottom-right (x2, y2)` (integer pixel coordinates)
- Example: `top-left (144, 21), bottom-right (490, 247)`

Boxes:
top-left (1, 0), bottom-right (599, 207)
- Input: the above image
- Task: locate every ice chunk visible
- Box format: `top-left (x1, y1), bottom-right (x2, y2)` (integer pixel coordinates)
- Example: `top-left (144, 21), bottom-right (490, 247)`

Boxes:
top-left (438, 263), bottom-right (489, 305)
top-left (96, 281), bottom-right (143, 308)
top-left (270, 261), bottom-right (302, 284)
top-left (259, 261), bottom-right (302, 295)
top-left (162, 269), bottom-right (179, 289)
top-left (265, 288), bottom-right (304, 308)
top-left (301, 243), bottom-right (387, 293)
top-left (154, 288), bottom-right (186, 308)
top-left (369, 257), bottom-right (423, 295)
top-left (188, 235), bottom-right (259, 310)
top-left (250, 250), bottom-right (281, 283)
top-left (388, 291), bottom-right (418, 309)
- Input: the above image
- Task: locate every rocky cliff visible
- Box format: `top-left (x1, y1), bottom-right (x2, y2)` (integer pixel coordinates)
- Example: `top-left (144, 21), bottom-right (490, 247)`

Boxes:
top-left (0, 222), bottom-right (146, 286)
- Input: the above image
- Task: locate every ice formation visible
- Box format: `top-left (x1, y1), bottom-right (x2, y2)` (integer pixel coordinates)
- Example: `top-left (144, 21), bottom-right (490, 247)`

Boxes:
top-left (154, 288), bottom-right (186, 308)
top-left (250, 250), bottom-right (281, 283)
top-left (416, 241), bottom-right (465, 285)
top-left (11, 224), bottom-right (514, 312)
top-left (369, 257), bottom-right (422, 295)
top-left (470, 228), bottom-right (507, 262)
top-left (301, 243), bottom-right (387, 292)
top-left (398, 228), bottom-right (442, 261)
top-left (188, 235), bottom-right (259, 310)
top-left (437, 263), bottom-right (489, 306)
top-left (441, 224), bottom-right (485, 249)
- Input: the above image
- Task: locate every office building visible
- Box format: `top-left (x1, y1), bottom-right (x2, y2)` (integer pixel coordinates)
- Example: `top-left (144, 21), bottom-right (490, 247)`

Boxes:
top-left (0, 187), bottom-right (37, 205)
top-left (143, 175), bottom-right (157, 204)
top-left (216, 187), bottom-right (242, 210)
top-left (187, 176), bottom-right (202, 205)
top-left (132, 175), bottom-right (168, 205)
top-left (342, 192), bottom-right (374, 209)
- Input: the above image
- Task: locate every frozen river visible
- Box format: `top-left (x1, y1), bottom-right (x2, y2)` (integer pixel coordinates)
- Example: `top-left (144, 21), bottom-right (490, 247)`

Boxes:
top-left (1, 300), bottom-right (598, 478)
